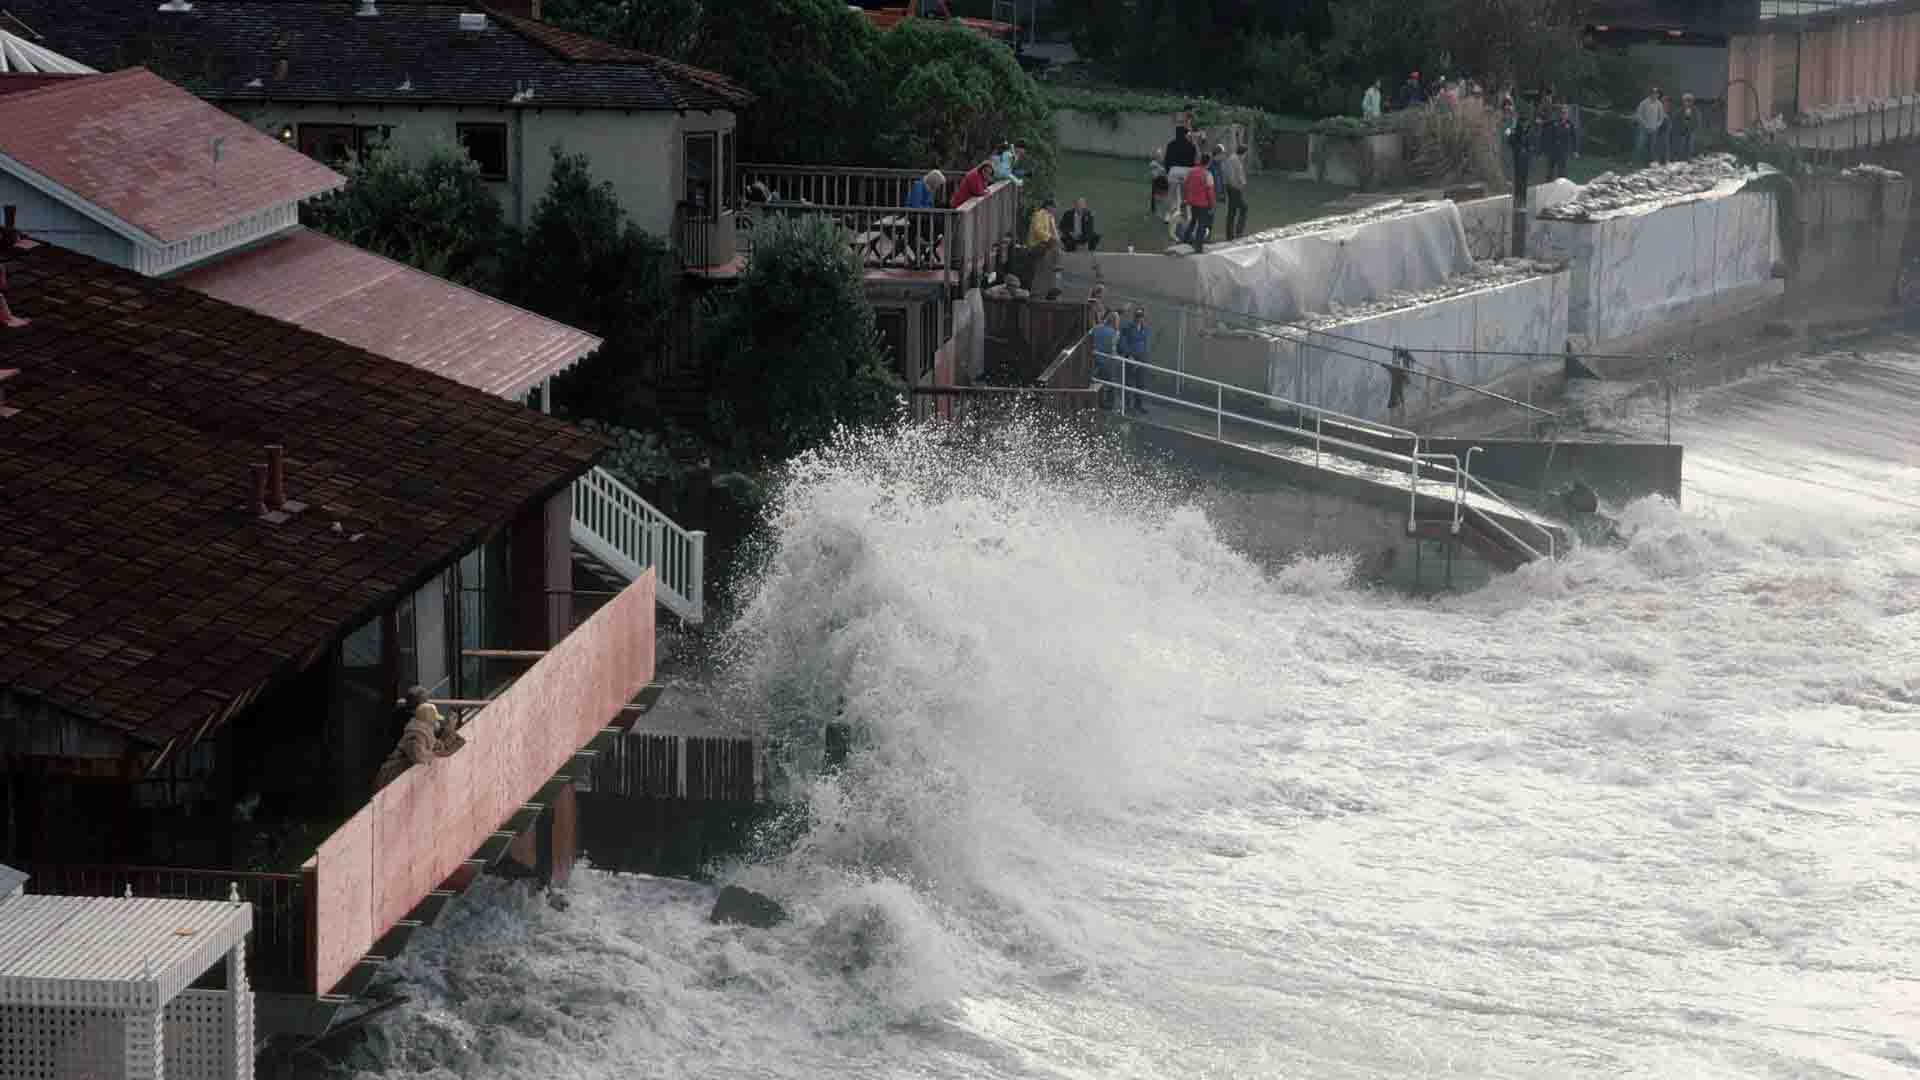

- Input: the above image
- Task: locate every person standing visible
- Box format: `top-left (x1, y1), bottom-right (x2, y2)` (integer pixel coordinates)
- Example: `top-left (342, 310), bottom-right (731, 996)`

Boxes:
top-left (1165, 109), bottom-right (1198, 228)
top-left (1540, 104), bottom-right (1574, 180)
top-left (1634, 87), bottom-right (1665, 164)
top-left (1222, 143), bottom-right (1250, 241)
top-left (1398, 71), bottom-right (1425, 111)
top-left (1672, 93), bottom-right (1699, 160)
top-left (951, 159), bottom-right (992, 207)
top-left (1090, 310), bottom-right (1121, 408)
top-left (1119, 306), bottom-right (1152, 414)
top-left (1026, 198), bottom-right (1060, 295)
top-left (1362, 79), bottom-right (1383, 119)
top-left (1060, 197), bottom-right (1100, 252)
top-left (1181, 152), bottom-right (1217, 253)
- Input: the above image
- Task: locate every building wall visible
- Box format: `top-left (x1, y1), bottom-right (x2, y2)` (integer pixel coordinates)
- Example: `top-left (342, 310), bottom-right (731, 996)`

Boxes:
top-left (225, 101), bottom-right (725, 235)
top-left (0, 176), bottom-right (131, 266)
top-left (1729, 12), bottom-right (1920, 130)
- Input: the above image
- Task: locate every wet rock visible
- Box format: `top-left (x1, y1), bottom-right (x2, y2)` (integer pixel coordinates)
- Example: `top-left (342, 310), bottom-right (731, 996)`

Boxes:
top-left (710, 885), bottom-right (786, 928)
top-left (1560, 482), bottom-right (1600, 515)
top-left (1538, 154), bottom-right (1754, 222)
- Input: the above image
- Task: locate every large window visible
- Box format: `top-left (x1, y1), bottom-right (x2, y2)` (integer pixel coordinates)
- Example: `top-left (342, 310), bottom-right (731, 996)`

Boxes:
top-left (457, 122), bottom-right (510, 181)
top-left (297, 123), bottom-right (390, 166)
top-left (684, 131), bottom-right (717, 221)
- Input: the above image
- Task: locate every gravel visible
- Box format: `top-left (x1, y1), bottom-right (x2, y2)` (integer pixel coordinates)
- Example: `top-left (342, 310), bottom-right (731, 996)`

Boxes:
top-left (1840, 163), bottom-right (1906, 181)
top-left (1536, 154), bottom-right (1757, 221)
top-left (1198, 258), bottom-right (1561, 335)
top-left (1220, 198), bottom-right (1443, 247)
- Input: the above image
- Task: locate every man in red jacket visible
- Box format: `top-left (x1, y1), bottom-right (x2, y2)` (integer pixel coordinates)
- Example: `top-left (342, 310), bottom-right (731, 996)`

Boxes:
top-left (1181, 152), bottom-right (1216, 253)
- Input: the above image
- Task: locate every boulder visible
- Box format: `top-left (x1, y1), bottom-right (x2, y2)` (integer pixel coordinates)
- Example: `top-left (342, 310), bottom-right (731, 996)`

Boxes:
top-left (710, 885), bottom-right (786, 928)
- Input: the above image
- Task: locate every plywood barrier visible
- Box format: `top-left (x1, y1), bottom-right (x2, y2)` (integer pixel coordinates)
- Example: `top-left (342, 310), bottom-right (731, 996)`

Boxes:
top-left (309, 572), bottom-right (657, 994)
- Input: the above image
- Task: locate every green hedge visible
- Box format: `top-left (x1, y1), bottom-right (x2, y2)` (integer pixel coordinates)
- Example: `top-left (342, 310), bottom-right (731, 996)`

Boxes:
top-left (1306, 113), bottom-right (1411, 137)
top-left (1042, 85), bottom-right (1316, 134)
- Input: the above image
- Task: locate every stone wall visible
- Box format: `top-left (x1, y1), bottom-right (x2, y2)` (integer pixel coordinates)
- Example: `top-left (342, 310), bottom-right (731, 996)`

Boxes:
top-left (1790, 170), bottom-right (1913, 307)
top-left (1530, 187), bottom-right (1780, 346)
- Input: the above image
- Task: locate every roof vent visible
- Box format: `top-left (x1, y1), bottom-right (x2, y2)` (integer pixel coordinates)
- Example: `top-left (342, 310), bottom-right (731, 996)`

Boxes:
top-left (458, 12), bottom-right (487, 31)
top-left (157, 0), bottom-right (193, 11)
top-left (356, 0), bottom-right (378, 14)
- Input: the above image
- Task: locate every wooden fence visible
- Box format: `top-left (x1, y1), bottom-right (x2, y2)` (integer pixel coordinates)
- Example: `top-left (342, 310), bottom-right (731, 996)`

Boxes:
top-left (589, 733), bottom-right (760, 802)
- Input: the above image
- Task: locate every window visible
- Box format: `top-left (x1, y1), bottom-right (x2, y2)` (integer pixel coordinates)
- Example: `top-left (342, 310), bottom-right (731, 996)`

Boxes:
top-left (458, 122), bottom-right (510, 180)
top-left (296, 124), bottom-right (391, 166)
top-left (684, 131), bottom-right (717, 221)
top-left (875, 308), bottom-right (909, 381)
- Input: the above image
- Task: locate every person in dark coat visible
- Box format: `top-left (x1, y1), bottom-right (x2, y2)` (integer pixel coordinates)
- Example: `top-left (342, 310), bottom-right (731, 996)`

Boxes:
top-left (1060, 198), bottom-right (1100, 252)
top-left (1539, 104), bottom-right (1575, 180)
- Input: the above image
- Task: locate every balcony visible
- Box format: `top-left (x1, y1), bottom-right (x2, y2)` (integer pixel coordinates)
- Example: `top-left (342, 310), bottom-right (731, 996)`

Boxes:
top-left (734, 163), bottom-right (1021, 290)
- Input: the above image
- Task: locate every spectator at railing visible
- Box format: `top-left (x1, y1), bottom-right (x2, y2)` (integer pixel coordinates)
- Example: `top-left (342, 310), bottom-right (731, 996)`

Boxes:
top-left (905, 169), bottom-right (946, 208)
top-left (1087, 283), bottom-right (1108, 326)
top-left (994, 142), bottom-right (1027, 186)
top-left (374, 686), bottom-right (463, 791)
top-left (1060, 197), bottom-right (1099, 252)
top-left (952, 160), bottom-right (993, 208)
top-left (1119, 306), bottom-right (1152, 414)
top-left (1091, 310), bottom-right (1121, 407)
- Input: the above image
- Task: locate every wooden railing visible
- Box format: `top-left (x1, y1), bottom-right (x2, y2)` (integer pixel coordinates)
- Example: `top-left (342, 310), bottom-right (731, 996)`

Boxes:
top-left (25, 864), bottom-right (311, 992)
top-left (735, 163), bottom-right (1018, 287)
top-left (909, 384), bottom-right (1100, 422)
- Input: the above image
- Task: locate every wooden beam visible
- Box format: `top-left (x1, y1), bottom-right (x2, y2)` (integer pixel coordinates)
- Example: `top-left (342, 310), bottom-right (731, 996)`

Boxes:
top-left (461, 648), bottom-right (546, 660)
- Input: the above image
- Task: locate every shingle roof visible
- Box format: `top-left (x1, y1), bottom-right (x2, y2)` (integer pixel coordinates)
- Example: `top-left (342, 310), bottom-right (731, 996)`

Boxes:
top-left (2, 0), bottom-right (753, 112)
top-left (0, 68), bottom-right (344, 245)
top-left (176, 229), bottom-right (602, 400)
top-left (0, 238), bottom-right (605, 755)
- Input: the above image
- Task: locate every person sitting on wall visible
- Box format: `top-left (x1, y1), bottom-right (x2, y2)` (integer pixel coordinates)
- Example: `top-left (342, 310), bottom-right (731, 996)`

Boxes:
top-left (373, 686), bottom-right (464, 791)
top-left (1060, 197), bottom-right (1100, 252)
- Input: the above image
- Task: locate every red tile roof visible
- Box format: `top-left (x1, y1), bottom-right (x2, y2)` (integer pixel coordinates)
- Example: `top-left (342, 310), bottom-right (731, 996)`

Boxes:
top-left (0, 238), bottom-right (605, 756)
top-left (0, 68), bottom-right (343, 245)
top-left (177, 230), bottom-right (602, 400)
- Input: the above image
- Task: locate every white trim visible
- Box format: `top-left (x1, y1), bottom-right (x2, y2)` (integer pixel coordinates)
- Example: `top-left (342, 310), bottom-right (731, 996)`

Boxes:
top-left (0, 149), bottom-right (163, 247)
top-left (142, 202), bottom-right (303, 277)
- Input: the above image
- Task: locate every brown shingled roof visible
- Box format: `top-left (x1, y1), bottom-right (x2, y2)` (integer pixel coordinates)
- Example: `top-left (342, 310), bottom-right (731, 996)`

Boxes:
top-left (485, 10), bottom-right (755, 109)
top-left (0, 239), bottom-right (605, 758)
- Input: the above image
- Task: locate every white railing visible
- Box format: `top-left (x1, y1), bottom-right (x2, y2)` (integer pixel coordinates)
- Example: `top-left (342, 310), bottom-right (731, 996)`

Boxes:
top-left (570, 465), bottom-right (705, 624)
top-left (1094, 351), bottom-right (1558, 563)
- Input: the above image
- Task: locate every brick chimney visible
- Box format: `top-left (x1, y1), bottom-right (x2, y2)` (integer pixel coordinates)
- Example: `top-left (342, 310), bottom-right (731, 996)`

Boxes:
top-left (265, 444), bottom-right (286, 511)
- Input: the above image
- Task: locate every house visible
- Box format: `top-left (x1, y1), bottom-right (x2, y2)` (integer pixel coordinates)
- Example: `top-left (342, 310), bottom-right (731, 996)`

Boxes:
top-left (1, 0), bottom-right (753, 257)
top-left (1585, 0), bottom-right (1920, 133)
top-left (0, 63), bottom-right (710, 621)
top-left (0, 230), bottom-right (658, 995)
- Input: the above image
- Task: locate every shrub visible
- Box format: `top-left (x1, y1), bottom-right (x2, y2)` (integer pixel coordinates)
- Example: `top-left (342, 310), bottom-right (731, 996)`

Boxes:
top-left (1406, 100), bottom-right (1507, 187)
top-left (697, 214), bottom-right (904, 463)
top-left (301, 140), bottom-right (507, 289)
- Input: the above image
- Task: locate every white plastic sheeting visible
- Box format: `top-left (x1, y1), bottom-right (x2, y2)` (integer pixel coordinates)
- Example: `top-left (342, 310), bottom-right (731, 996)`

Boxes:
top-left (1084, 200), bottom-right (1475, 325)
top-left (1268, 271), bottom-right (1571, 422)
top-left (1529, 182), bottom-right (1781, 345)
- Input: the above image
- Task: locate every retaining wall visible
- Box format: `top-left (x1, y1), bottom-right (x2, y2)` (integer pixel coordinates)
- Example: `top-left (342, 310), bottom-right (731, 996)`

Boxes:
top-left (1051, 109), bottom-right (1302, 171)
top-left (1267, 271), bottom-right (1571, 422)
top-left (1790, 172), bottom-right (1913, 305)
top-left (1529, 187), bottom-right (1781, 346)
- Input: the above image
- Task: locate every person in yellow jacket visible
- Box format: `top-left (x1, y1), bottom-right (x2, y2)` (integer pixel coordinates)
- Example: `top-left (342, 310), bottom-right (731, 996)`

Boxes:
top-left (1025, 198), bottom-right (1060, 295)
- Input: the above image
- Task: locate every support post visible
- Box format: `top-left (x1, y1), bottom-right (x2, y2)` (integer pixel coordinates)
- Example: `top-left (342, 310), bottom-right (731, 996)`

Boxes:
top-left (121, 1008), bottom-right (162, 1080)
top-left (227, 940), bottom-right (253, 1079)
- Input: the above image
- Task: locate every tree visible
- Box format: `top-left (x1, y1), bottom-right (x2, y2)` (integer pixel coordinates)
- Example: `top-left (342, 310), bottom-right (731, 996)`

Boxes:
top-left (541, 0), bottom-right (705, 58)
top-left (697, 214), bottom-right (902, 463)
top-left (870, 19), bottom-right (1058, 203)
top-left (508, 149), bottom-right (677, 421)
top-left (301, 141), bottom-right (507, 289)
top-left (695, 0), bottom-right (882, 165)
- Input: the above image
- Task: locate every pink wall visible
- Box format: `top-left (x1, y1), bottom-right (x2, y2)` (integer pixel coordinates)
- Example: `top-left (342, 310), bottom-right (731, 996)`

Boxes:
top-left (1731, 14), bottom-right (1920, 132)
top-left (309, 571), bottom-right (657, 993)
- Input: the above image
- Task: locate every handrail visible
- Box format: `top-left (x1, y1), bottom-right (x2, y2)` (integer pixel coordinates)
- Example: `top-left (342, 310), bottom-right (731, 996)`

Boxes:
top-left (1097, 351), bottom-right (1559, 561)
top-left (570, 465), bottom-right (706, 624)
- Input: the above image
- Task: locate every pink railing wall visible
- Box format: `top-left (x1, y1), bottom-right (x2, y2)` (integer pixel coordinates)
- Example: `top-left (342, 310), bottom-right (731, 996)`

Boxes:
top-left (1730, 14), bottom-right (1920, 132)
top-left (308, 571), bottom-right (657, 993)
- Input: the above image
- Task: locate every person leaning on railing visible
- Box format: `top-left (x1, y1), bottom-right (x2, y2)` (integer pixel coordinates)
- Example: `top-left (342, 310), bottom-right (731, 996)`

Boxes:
top-left (373, 685), bottom-right (465, 791)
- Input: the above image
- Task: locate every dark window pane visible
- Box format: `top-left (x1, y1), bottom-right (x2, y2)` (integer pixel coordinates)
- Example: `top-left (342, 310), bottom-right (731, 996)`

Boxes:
top-left (458, 123), bottom-right (510, 180)
top-left (685, 132), bottom-right (716, 221)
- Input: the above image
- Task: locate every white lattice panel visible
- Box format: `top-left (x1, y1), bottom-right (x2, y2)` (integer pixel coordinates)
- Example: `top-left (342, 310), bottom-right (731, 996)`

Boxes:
top-left (0, 1002), bottom-right (124, 1079)
top-left (162, 990), bottom-right (250, 1080)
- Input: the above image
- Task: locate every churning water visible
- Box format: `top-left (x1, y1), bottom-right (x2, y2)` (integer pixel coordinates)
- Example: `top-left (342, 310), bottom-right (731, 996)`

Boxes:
top-left (362, 347), bottom-right (1920, 1079)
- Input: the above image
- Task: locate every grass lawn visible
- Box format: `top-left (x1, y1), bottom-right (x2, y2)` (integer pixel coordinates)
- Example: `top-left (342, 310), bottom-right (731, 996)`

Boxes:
top-left (1051, 151), bottom-right (1350, 254)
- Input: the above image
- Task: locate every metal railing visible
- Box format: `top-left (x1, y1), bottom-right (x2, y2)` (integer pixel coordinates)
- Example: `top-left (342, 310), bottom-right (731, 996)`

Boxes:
top-left (1094, 351), bottom-right (1559, 562)
top-left (673, 201), bottom-right (713, 273)
top-left (25, 863), bottom-right (311, 992)
top-left (571, 466), bottom-right (705, 624)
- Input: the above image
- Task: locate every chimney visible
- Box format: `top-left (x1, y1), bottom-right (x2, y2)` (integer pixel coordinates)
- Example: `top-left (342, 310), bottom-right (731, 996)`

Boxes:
top-left (0, 268), bottom-right (25, 330)
top-left (266, 444), bottom-right (287, 510)
top-left (250, 463), bottom-right (269, 516)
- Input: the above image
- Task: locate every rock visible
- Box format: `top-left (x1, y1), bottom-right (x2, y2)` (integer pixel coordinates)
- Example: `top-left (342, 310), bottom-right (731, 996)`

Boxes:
top-left (547, 891), bottom-right (571, 913)
top-left (710, 885), bottom-right (786, 928)
top-left (1560, 482), bottom-right (1600, 516)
